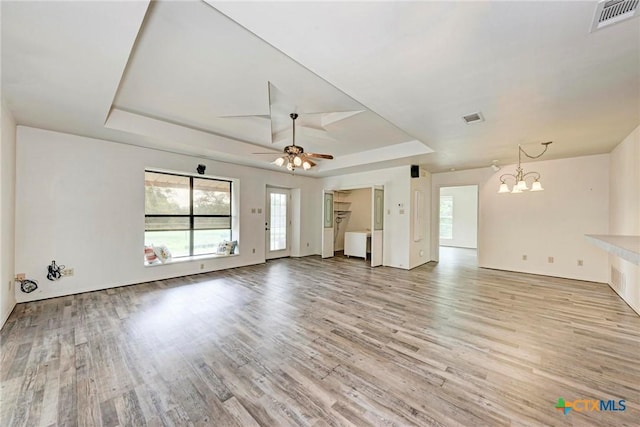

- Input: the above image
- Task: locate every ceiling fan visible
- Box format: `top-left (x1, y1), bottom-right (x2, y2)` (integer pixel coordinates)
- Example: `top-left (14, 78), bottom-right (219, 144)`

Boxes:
top-left (254, 113), bottom-right (333, 171)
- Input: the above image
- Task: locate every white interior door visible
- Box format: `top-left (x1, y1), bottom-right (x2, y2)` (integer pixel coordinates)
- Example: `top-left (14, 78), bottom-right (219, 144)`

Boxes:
top-left (371, 187), bottom-right (384, 267)
top-left (266, 187), bottom-right (291, 259)
top-left (322, 190), bottom-right (334, 258)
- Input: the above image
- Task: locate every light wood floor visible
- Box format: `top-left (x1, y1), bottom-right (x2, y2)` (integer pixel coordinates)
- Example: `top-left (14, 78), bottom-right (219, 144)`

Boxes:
top-left (2, 249), bottom-right (639, 426)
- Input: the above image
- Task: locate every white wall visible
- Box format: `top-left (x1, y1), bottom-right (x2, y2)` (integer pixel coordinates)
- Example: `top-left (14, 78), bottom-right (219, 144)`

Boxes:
top-left (409, 171), bottom-right (431, 269)
top-left (10, 124), bottom-right (622, 306)
top-left (344, 188), bottom-right (371, 233)
top-left (439, 185), bottom-right (478, 248)
top-left (432, 155), bottom-right (610, 282)
top-left (609, 125), bottom-right (640, 314)
top-left (323, 166), bottom-right (412, 269)
top-left (1, 102), bottom-right (17, 328)
top-left (290, 188), bottom-right (301, 257)
top-left (15, 126), bottom-right (322, 302)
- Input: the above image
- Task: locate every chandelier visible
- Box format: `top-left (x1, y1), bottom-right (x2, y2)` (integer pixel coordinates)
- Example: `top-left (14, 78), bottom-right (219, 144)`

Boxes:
top-left (498, 142), bottom-right (552, 193)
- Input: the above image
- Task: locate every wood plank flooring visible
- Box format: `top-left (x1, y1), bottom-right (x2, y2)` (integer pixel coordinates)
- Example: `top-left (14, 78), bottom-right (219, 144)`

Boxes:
top-left (1, 249), bottom-right (639, 426)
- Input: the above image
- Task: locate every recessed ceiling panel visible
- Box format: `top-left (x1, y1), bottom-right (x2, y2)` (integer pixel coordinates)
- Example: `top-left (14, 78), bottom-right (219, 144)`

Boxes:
top-left (113, 0), bottom-right (424, 160)
top-left (212, 0), bottom-right (640, 172)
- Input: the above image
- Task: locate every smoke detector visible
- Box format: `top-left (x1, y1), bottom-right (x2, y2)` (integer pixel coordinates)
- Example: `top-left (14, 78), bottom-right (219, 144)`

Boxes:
top-left (591, 0), bottom-right (639, 32)
top-left (461, 112), bottom-right (484, 124)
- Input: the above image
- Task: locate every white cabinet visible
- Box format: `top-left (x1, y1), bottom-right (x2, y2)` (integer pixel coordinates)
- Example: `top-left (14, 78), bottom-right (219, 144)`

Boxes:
top-left (344, 231), bottom-right (371, 259)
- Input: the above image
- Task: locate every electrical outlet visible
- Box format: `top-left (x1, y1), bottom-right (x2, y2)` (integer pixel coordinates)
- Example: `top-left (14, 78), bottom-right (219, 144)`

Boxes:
top-left (16, 273), bottom-right (25, 280)
top-left (62, 268), bottom-right (74, 276)
top-left (577, 259), bottom-right (583, 266)
top-left (252, 248), bottom-right (255, 253)
top-left (522, 255), bottom-right (527, 261)
top-left (251, 208), bottom-right (256, 214)
top-left (548, 257), bottom-right (554, 264)
top-left (257, 208), bottom-right (262, 214)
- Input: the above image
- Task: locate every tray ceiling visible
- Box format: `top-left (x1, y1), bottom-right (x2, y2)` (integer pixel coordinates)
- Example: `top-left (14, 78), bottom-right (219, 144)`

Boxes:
top-left (2, 0), bottom-right (639, 176)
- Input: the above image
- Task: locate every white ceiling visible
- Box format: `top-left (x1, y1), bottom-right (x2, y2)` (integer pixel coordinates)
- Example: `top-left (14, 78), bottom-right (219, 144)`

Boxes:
top-left (2, 1), bottom-right (639, 176)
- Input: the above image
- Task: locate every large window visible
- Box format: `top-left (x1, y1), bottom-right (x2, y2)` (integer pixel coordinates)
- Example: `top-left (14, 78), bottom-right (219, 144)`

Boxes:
top-left (144, 171), bottom-right (232, 258)
top-left (439, 195), bottom-right (453, 240)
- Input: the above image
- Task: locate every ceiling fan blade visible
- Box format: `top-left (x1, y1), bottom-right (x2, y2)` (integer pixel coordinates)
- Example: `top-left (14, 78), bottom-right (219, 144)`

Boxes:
top-left (252, 152), bottom-right (282, 155)
top-left (306, 153), bottom-right (334, 159)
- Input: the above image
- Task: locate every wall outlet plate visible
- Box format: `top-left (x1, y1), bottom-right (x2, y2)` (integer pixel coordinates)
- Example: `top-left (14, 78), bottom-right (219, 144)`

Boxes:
top-left (62, 268), bottom-right (74, 276)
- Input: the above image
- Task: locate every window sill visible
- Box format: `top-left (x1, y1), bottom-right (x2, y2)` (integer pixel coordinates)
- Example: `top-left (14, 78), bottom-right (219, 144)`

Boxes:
top-left (145, 253), bottom-right (239, 267)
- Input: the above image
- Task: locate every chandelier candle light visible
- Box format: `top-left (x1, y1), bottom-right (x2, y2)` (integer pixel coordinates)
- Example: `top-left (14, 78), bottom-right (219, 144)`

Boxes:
top-left (498, 141), bottom-right (552, 194)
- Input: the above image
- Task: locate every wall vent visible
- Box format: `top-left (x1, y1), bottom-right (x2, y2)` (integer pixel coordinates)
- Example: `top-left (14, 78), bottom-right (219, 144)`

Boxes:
top-left (610, 266), bottom-right (626, 293)
top-left (591, 0), bottom-right (639, 32)
top-left (462, 112), bottom-right (484, 124)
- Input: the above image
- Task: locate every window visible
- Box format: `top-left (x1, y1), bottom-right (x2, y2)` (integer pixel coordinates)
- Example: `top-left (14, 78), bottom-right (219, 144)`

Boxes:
top-left (144, 171), bottom-right (232, 259)
top-left (440, 195), bottom-right (453, 239)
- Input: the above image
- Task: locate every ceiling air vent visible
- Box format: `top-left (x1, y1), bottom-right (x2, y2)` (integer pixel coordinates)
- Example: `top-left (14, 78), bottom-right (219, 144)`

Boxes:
top-left (591, 0), bottom-right (639, 32)
top-left (462, 112), bottom-right (484, 124)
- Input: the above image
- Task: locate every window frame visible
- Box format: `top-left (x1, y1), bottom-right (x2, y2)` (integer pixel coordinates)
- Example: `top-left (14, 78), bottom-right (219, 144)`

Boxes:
top-left (439, 194), bottom-right (454, 240)
top-left (144, 170), bottom-right (233, 258)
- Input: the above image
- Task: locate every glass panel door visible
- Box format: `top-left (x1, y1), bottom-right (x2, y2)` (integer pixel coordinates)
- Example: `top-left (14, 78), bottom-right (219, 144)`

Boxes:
top-left (322, 190), bottom-right (335, 258)
top-left (266, 187), bottom-right (291, 259)
top-left (371, 187), bottom-right (384, 267)
top-left (270, 192), bottom-right (287, 251)
top-left (374, 189), bottom-right (384, 230)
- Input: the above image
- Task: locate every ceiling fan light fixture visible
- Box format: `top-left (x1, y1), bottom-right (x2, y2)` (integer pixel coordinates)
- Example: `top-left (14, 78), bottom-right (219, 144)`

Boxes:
top-left (268, 113), bottom-right (333, 171)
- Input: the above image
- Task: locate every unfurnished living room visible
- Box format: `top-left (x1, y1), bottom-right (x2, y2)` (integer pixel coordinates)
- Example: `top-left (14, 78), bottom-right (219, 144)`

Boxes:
top-left (1, 1), bottom-right (639, 426)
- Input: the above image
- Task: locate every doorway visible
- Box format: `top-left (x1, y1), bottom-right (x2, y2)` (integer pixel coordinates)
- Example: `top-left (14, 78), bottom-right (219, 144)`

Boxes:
top-left (266, 187), bottom-right (291, 259)
top-left (438, 185), bottom-right (478, 264)
top-left (322, 186), bottom-right (384, 267)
